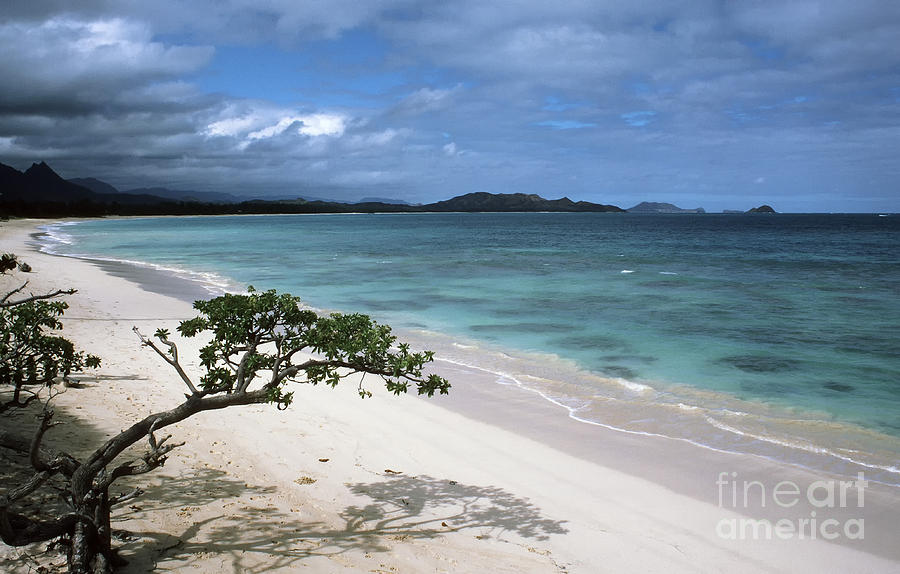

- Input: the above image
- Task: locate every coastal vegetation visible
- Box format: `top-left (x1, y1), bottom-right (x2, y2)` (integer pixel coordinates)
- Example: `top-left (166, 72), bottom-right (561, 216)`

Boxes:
top-left (0, 254), bottom-right (101, 413)
top-left (0, 260), bottom-right (450, 573)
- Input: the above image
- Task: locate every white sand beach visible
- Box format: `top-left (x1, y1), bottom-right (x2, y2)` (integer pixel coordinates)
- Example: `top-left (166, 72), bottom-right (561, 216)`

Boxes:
top-left (2, 218), bottom-right (898, 573)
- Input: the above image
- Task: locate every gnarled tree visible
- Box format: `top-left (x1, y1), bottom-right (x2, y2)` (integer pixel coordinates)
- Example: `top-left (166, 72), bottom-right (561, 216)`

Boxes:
top-left (1, 288), bottom-right (450, 573)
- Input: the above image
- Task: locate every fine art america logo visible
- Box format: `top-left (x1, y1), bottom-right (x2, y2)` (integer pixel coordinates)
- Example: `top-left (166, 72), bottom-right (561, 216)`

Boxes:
top-left (715, 471), bottom-right (868, 540)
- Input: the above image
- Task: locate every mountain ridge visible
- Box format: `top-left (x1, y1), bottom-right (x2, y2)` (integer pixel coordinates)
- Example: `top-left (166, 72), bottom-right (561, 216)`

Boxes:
top-left (0, 160), bottom-right (627, 216)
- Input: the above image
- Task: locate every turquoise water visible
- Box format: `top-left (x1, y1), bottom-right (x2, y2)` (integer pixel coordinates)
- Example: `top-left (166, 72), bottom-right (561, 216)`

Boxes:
top-left (39, 213), bottom-right (900, 482)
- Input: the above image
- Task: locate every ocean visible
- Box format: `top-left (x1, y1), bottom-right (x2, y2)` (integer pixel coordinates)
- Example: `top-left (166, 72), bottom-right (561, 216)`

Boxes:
top-left (38, 213), bottom-right (900, 485)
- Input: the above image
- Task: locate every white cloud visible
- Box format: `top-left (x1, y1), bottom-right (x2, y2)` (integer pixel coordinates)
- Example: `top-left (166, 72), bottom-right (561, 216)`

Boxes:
top-left (246, 114), bottom-right (346, 140)
top-left (206, 110), bottom-right (348, 141)
top-left (296, 114), bottom-right (347, 137)
top-left (206, 115), bottom-right (261, 138)
top-left (247, 117), bottom-right (300, 140)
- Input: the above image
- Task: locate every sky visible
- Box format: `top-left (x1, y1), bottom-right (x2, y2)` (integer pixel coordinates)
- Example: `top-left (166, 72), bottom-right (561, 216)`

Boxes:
top-left (1, 1), bottom-right (899, 212)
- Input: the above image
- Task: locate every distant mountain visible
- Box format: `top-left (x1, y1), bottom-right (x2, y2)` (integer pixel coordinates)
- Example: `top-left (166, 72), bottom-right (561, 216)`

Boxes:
top-left (123, 187), bottom-right (241, 204)
top-left (1, 160), bottom-right (626, 217)
top-left (295, 195), bottom-right (353, 204)
top-left (747, 205), bottom-right (776, 213)
top-left (357, 197), bottom-right (412, 205)
top-left (627, 201), bottom-right (705, 214)
top-left (0, 161), bottom-right (236, 216)
top-left (68, 177), bottom-right (119, 195)
top-left (1, 162), bottom-right (96, 203)
top-left (70, 177), bottom-right (246, 204)
top-left (425, 192), bottom-right (623, 212)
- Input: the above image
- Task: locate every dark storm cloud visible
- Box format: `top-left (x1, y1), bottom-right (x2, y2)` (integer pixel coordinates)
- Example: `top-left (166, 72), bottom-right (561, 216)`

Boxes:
top-left (0, 17), bottom-right (213, 113)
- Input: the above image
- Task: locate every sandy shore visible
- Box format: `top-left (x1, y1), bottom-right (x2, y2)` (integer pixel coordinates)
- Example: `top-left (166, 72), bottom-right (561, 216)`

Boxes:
top-left (2, 218), bottom-right (898, 573)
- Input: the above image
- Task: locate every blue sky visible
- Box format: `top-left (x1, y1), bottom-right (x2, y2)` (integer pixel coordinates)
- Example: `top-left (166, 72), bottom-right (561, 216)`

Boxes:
top-left (1, 1), bottom-right (898, 212)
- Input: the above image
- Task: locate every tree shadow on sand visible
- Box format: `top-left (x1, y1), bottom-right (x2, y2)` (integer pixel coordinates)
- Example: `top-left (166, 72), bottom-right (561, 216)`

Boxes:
top-left (120, 471), bottom-right (568, 573)
top-left (341, 475), bottom-right (569, 544)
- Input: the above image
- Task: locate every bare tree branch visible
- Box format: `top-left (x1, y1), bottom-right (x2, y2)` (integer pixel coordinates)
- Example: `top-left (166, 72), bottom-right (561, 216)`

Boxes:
top-left (0, 281), bottom-right (77, 308)
top-left (30, 409), bottom-right (61, 472)
top-left (108, 488), bottom-right (144, 508)
top-left (133, 327), bottom-right (198, 395)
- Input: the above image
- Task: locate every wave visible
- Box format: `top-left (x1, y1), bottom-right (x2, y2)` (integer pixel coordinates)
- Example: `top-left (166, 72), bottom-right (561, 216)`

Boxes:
top-left (431, 350), bottom-right (900, 488)
top-left (702, 414), bottom-right (900, 481)
top-left (35, 221), bottom-right (79, 251)
top-left (35, 222), bottom-right (241, 297)
top-left (615, 378), bottom-right (653, 394)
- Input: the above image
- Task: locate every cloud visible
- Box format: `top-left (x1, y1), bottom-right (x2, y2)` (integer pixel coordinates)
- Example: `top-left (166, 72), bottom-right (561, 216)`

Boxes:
top-left (205, 114), bottom-right (261, 138)
top-left (2, 0), bottom-right (414, 44)
top-left (205, 106), bottom-right (348, 146)
top-left (348, 128), bottom-right (403, 148)
top-left (0, 16), bottom-right (213, 113)
top-left (393, 85), bottom-right (462, 115)
top-left (247, 114), bottom-right (347, 140)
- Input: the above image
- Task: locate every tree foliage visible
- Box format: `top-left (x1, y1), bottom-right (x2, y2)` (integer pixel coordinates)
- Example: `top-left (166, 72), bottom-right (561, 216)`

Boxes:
top-left (0, 287), bottom-right (449, 573)
top-left (171, 288), bottom-right (449, 403)
top-left (0, 254), bottom-right (100, 413)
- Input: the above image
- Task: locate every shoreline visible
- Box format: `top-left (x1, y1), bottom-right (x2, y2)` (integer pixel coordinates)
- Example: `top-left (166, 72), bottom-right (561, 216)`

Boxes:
top-left (34, 217), bottom-right (900, 488)
top-left (20, 217), bottom-right (900, 486)
top-left (3, 217), bottom-right (899, 572)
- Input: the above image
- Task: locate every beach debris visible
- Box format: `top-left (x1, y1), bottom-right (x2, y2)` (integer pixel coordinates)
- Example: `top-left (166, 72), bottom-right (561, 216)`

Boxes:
top-left (527, 546), bottom-right (552, 556)
top-left (384, 468), bottom-right (402, 474)
top-left (294, 476), bottom-right (317, 485)
top-left (441, 521), bottom-right (449, 527)
top-left (448, 480), bottom-right (457, 485)
top-left (318, 458), bottom-right (330, 462)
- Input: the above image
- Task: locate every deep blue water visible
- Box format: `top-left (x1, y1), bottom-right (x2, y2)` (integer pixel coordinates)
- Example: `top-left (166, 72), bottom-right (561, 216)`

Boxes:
top-left (40, 213), bottom-right (900, 481)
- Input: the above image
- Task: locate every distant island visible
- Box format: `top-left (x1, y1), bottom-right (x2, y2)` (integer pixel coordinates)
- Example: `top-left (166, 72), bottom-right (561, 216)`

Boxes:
top-left (426, 192), bottom-right (623, 213)
top-left (0, 160), bottom-right (625, 217)
top-left (746, 204), bottom-right (777, 213)
top-left (627, 201), bottom-right (705, 214)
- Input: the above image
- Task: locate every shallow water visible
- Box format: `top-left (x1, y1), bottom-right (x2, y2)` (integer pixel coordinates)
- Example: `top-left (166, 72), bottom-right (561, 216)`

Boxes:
top-left (39, 213), bottom-right (900, 484)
